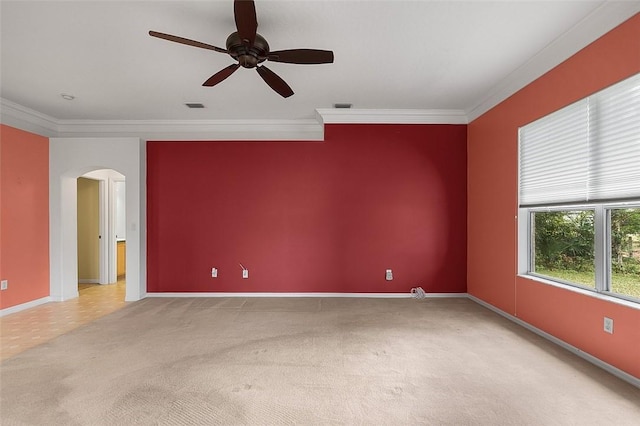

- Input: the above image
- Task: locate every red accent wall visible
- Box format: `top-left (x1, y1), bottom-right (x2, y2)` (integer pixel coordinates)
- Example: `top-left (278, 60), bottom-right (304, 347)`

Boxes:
top-left (468, 14), bottom-right (640, 378)
top-left (147, 124), bottom-right (467, 293)
top-left (0, 125), bottom-right (50, 309)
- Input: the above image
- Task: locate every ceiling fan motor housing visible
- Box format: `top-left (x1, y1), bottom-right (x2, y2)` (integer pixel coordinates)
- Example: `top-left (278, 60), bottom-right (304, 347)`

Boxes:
top-left (226, 32), bottom-right (269, 68)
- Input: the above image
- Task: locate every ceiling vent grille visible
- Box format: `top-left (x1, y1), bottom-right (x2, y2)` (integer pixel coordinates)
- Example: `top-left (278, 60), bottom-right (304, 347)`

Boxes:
top-left (185, 103), bottom-right (205, 109)
top-left (333, 103), bottom-right (352, 109)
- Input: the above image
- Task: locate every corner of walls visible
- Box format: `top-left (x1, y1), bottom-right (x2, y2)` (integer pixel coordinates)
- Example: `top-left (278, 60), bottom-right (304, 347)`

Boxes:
top-left (134, 137), bottom-right (147, 301)
top-left (0, 124), bottom-right (50, 309)
top-left (466, 117), bottom-right (518, 314)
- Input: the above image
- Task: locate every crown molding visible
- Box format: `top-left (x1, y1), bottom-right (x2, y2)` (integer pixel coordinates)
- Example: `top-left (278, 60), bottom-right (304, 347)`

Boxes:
top-left (0, 98), bottom-right (325, 141)
top-left (465, 1), bottom-right (640, 122)
top-left (316, 108), bottom-right (468, 124)
top-left (55, 119), bottom-right (325, 141)
top-left (1, 98), bottom-right (469, 140)
top-left (0, 98), bottom-right (59, 137)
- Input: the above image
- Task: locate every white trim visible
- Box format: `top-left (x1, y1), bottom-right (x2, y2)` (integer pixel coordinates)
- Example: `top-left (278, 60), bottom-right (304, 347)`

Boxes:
top-left (147, 292), bottom-right (411, 298)
top-left (145, 292), bottom-right (468, 299)
top-left (466, 1), bottom-right (640, 122)
top-left (0, 98), bottom-right (325, 141)
top-left (468, 294), bottom-right (640, 389)
top-left (56, 119), bottom-right (325, 141)
top-left (0, 296), bottom-right (51, 317)
top-left (413, 292), bottom-right (469, 298)
top-left (98, 179), bottom-right (108, 285)
top-left (49, 290), bottom-right (79, 302)
top-left (316, 109), bottom-right (468, 124)
top-left (0, 98), bottom-right (58, 137)
top-left (1, 98), bottom-right (469, 140)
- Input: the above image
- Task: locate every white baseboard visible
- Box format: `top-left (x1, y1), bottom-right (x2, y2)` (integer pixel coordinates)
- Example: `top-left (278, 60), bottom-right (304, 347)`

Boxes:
top-left (145, 292), bottom-right (468, 299)
top-left (418, 292), bottom-right (469, 298)
top-left (0, 296), bottom-right (51, 317)
top-left (467, 294), bottom-right (640, 389)
top-left (147, 292), bottom-right (411, 298)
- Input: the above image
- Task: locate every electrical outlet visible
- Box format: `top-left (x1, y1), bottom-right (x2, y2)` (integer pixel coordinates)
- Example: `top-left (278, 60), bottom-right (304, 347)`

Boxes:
top-left (211, 268), bottom-right (218, 278)
top-left (385, 269), bottom-right (393, 281)
top-left (1, 280), bottom-right (7, 290)
top-left (239, 263), bottom-right (249, 279)
top-left (603, 317), bottom-right (614, 334)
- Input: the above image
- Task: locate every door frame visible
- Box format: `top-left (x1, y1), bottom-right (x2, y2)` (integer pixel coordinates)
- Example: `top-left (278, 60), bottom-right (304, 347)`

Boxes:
top-left (49, 137), bottom-right (145, 302)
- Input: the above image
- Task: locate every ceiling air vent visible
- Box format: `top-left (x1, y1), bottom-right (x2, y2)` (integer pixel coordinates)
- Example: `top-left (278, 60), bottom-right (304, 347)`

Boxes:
top-left (333, 103), bottom-right (352, 109)
top-left (185, 103), bottom-right (205, 109)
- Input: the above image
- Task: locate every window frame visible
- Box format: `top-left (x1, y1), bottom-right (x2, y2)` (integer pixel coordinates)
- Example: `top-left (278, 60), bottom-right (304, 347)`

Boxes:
top-left (519, 202), bottom-right (640, 304)
top-left (604, 203), bottom-right (640, 303)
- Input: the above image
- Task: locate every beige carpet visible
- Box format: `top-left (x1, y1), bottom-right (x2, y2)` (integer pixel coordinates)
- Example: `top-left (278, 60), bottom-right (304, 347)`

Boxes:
top-left (1, 297), bottom-right (639, 425)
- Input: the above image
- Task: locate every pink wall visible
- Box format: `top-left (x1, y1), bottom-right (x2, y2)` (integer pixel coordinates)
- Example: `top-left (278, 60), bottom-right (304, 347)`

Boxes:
top-left (0, 125), bottom-right (50, 309)
top-left (147, 124), bottom-right (467, 293)
top-left (468, 14), bottom-right (640, 378)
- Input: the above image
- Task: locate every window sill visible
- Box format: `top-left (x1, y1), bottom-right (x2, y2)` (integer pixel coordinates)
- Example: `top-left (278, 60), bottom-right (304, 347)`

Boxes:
top-left (517, 274), bottom-right (640, 311)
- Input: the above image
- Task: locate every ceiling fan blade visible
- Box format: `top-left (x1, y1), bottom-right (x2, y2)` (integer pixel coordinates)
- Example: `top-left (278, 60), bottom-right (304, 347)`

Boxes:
top-left (256, 66), bottom-right (294, 98)
top-left (268, 49), bottom-right (334, 65)
top-left (234, 0), bottom-right (258, 46)
top-left (203, 64), bottom-right (241, 87)
top-left (149, 31), bottom-right (227, 54)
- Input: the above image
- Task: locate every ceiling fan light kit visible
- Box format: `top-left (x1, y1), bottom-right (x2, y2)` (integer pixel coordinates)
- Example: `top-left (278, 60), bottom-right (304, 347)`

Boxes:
top-left (149, 0), bottom-right (334, 98)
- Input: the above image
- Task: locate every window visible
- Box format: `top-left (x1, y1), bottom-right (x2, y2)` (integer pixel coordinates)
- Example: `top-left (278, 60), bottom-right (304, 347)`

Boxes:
top-left (531, 209), bottom-right (595, 289)
top-left (609, 208), bottom-right (640, 299)
top-left (519, 73), bottom-right (640, 303)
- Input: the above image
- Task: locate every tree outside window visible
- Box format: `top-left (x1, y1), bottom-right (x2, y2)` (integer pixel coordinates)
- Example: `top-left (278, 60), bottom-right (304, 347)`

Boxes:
top-left (531, 207), bottom-right (640, 299)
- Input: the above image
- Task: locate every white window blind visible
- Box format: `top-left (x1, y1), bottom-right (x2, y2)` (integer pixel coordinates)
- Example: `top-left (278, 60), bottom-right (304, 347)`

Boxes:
top-left (589, 76), bottom-right (640, 201)
top-left (519, 73), bottom-right (640, 206)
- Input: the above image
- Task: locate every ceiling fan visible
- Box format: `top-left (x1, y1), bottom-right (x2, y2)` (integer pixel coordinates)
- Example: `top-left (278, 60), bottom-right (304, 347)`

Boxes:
top-left (149, 0), bottom-right (334, 98)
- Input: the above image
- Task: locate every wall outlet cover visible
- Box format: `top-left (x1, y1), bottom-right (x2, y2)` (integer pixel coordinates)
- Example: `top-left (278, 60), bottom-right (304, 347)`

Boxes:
top-left (242, 269), bottom-right (249, 279)
top-left (385, 269), bottom-right (393, 281)
top-left (1, 280), bottom-right (7, 290)
top-left (603, 317), bottom-right (614, 334)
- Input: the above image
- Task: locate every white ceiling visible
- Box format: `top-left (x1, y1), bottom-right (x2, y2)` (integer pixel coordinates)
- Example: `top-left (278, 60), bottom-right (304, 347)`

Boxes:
top-left (1, 1), bottom-right (639, 137)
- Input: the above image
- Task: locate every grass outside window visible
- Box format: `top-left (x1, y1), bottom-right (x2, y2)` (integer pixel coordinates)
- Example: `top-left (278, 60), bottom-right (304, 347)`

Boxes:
top-left (536, 267), bottom-right (640, 299)
top-left (531, 207), bottom-right (640, 301)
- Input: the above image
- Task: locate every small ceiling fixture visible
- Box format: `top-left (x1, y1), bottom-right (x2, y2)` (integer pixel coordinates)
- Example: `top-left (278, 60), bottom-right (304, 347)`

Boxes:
top-left (61, 93), bottom-right (75, 101)
top-left (185, 103), bottom-right (206, 109)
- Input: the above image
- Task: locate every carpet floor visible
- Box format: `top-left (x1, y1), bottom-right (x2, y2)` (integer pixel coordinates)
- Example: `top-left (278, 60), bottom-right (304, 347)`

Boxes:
top-left (1, 297), bottom-right (639, 425)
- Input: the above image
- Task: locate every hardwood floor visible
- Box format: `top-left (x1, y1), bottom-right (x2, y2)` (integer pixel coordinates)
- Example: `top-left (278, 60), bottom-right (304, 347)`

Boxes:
top-left (0, 279), bottom-right (127, 361)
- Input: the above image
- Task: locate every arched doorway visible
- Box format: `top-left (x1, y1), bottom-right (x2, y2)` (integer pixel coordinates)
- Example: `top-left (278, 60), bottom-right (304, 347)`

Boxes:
top-left (49, 137), bottom-right (144, 302)
top-left (78, 169), bottom-right (126, 285)
top-left (77, 169), bottom-right (126, 294)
